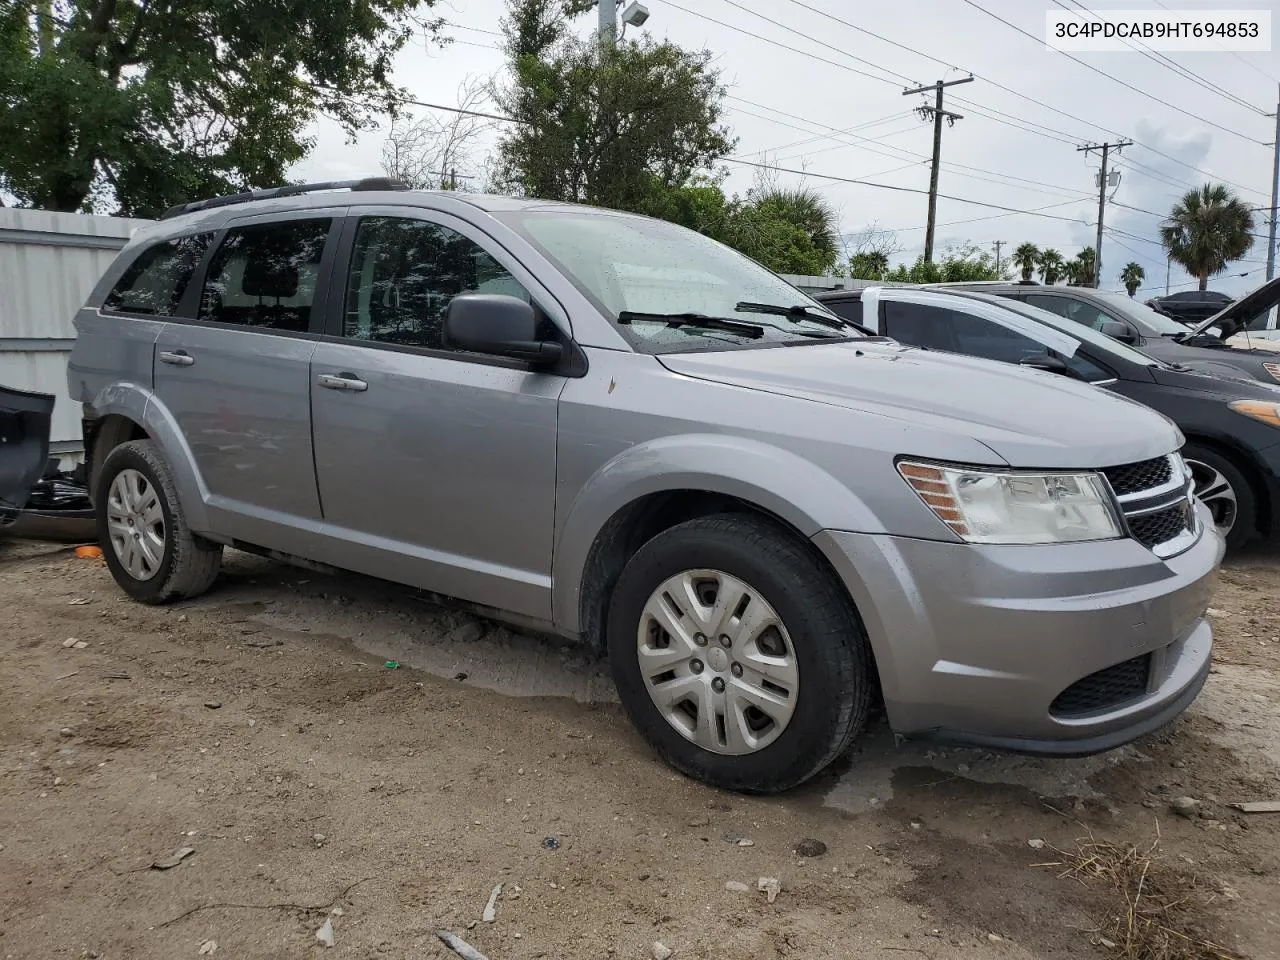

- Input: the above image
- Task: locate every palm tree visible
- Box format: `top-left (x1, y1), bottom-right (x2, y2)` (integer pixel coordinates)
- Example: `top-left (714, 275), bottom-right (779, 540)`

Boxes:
top-left (1064, 259), bottom-right (1083, 286)
top-left (1160, 184), bottom-right (1255, 291)
top-left (1037, 248), bottom-right (1065, 284)
top-left (1013, 242), bottom-right (1039, 281)
top-left (749, 186), bottom-right (840, 270)
top-left (1076, 246), bottom-right (1096, 287)
top-left (1120, 262), bottom-right (1145, 297)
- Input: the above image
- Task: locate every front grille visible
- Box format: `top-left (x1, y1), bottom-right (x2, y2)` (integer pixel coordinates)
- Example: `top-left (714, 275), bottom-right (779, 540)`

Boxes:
top-left (1129, 502), bottom-right (1193, 549)
top-left (1102, 457), bottom-right (1172, 497)
top-left (1050, 654), bottom-right (1152, 718)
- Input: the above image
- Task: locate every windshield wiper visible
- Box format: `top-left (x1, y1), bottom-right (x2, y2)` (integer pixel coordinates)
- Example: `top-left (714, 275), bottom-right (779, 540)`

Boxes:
top-left (616, 311), bottom-right (765, 339)
top-left (734, 301), bottom-right (849, 331)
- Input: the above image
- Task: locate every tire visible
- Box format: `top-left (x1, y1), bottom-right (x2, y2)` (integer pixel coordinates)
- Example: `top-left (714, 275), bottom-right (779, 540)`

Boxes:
top-left (1183, 442), bottom-right (1256, 554)
top-left (606, 514), bottom-right (873, 794)
top-left (94, 440), bottom-right (222, 604)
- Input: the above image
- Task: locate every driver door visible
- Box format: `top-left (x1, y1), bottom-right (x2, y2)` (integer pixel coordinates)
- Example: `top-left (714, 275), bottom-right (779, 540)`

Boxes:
top-left (306, 209), bottom-right (568, 621)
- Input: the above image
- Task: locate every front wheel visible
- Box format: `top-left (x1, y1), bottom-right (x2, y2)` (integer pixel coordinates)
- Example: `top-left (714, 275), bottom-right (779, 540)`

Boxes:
top-left (1183, 443), bottom-right (1255, 553)
top-left (607, 514), bottom-right (873, 794)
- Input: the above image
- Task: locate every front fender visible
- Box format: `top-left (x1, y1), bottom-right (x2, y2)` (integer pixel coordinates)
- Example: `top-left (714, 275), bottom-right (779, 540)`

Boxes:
top-left (88, 383), bottom-right (212, 533)
top-left (551, 433), bottom-right (883, 634)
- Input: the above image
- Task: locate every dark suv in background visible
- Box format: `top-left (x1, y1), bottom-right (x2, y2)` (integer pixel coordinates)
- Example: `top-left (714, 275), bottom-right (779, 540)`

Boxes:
top-left (937, 281), bottom-right (1280, 386)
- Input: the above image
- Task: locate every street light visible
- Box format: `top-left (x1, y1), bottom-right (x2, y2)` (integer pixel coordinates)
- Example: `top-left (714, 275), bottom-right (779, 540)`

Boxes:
top-left (621, 1), bottom-right (650, 26)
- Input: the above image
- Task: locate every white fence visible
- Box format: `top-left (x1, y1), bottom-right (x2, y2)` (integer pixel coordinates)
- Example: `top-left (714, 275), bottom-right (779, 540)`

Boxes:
top-left (0, 209), bottom-right (149, 455)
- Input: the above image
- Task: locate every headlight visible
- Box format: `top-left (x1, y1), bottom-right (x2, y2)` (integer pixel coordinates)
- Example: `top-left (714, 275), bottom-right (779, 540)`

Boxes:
top-left (897, 460), bottom-right (1123, 544)
top-left (1263, 363), bottom-right (1280, 385)
top-left (1229, 398), bottom-right (1280, 427)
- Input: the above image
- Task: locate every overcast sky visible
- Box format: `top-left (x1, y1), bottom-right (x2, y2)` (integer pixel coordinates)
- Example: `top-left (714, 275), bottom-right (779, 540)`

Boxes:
top-left (291, 0), bottom-right (1280, 298)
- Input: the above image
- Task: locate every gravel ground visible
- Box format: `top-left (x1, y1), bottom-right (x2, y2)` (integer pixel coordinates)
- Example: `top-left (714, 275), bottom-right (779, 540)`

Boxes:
top-left (1, 537), bottom-right (1278, 960)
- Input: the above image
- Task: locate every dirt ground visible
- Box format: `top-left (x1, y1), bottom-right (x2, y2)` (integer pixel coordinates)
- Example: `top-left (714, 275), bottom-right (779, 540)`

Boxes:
top-left (2, 537), bottom-right (1279, 960)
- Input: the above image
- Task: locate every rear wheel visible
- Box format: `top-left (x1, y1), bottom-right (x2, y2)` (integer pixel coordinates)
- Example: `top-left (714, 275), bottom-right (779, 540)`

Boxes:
top-left (607, 514), bottom-right (873, 793)
top-left (95, 440), bottom-right (222, 604)
top-left (1183, 442), bottom-right (1255, 553)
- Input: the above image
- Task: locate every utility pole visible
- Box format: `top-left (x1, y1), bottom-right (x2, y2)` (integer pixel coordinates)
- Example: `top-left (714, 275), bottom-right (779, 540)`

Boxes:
top-left (598, 0), bottom-right (616, 44)
top-left (1078, 139), bottom-right (1132, 289)
top-left (904, 76), bottom-right (974, 263)
top-left (993, 240), bottom-right (1004, 277)
top-left (1267, 83), bottom-right (1279, 281)
top-left (1165, 255), bottom-right (1171, 296)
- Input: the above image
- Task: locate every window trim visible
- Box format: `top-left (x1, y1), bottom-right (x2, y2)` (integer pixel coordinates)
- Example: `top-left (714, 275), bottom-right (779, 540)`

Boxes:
top-left (321, 208), bottom-right (586, 377)
top-left (167, 209), bottom-right (346, 339)
top-left (99, 231), bottom-right (216, 321)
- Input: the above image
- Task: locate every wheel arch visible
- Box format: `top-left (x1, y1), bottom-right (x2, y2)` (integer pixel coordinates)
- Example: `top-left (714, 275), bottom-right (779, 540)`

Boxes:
top-left (1181, 432), bottom-right (1268, 537)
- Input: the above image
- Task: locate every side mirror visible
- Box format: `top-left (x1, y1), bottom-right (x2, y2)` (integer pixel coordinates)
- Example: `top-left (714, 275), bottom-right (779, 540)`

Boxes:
top-left (1100, 320), bottom-right (1137, 344)
top-left (444, 294), bottom-right (563, 365)
top-left (1019, 353), bottom-right (1070, 375)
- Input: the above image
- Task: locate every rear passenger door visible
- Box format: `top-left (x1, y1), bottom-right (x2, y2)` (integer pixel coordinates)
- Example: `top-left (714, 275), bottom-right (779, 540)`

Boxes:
top-left (307, 209), bottom-right (565, 620)
top-left (153, 211), bottom-right (342, 538)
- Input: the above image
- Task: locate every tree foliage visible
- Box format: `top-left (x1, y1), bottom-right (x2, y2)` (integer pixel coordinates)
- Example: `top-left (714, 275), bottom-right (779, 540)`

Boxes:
top-left (0, 0), bottom-right (437, 215)
top-left (1013, 242), bottom-right (1039, 281)
top-left (885, 243), bottom-right (1002, 283)
top-left (381, 76), bottom-right (491, 191)
top-left (1036, 248), bottom-right (1065, 284)
top-left (723, 185), bottom-right (840, 276)
top-left (846, 221), bottom-right (900, 280)
top-left (492, 0), bottom-right (734, 212)
top-left (1120, 261), bottom-right (1145, 296)
top-left (1160, 183), bottom-right (1255, 291)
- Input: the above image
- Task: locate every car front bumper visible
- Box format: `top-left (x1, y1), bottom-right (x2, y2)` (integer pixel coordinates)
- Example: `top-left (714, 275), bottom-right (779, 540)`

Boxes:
top-left (814, 502), bottom-right (1223, 754)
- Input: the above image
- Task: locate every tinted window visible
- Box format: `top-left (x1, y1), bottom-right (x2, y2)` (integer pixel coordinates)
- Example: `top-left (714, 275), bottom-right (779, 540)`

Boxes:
top-left (198, 219), bottom-right (331, 331)
top-left (1025, 294), bottom-right (1118, 332)
top-left (886, 301), bottom-right (1048, 362)
top-left (342, 217), bottom-right (532, 351)
top-left (103, 234), bottom-right (213, 316)
top-left (824, 299), bottom-right (863, 325)
top-left (883, 302), bottom-right (962, 351)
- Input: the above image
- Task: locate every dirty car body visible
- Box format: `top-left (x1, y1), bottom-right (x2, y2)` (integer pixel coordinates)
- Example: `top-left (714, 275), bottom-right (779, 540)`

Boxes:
top-left (68, 185), bottom-right (1221, 791)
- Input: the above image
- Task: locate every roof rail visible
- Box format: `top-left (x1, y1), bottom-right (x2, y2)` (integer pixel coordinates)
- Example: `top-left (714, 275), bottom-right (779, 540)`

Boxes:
top-left (160, 177), bottom-right (411, 220)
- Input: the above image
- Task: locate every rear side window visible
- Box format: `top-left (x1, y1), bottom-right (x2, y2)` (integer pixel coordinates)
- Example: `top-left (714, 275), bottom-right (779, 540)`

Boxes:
top-left (885, 301), bottom-right (1045, 363)
top-left (198, 219), bottom-right (332, 332)
top-left (1025, 294), bottom-right (1117, 333)
top-left (824, 299), bottom-right (863, 325)
top-left (341, 216), bottom-right (532, 351)
top-left (883, 302), bottom-right (962, 351)
top-left (103, 234), bottom-right (213, 316)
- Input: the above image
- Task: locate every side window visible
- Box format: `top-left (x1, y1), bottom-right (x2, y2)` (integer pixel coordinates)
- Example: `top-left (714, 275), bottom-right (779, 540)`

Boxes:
top-left (1244, 306), bottom-right (1276, 332)
top-left (198, 219), bottom-right (332, 332)
top-left (1025, 294), bottom-right (1073, 320)
top-left (824, 299), bottom-right (863, 326)
top-left (342, 216), bottom-right (532, 351)
top-left (103, 233), bottom-right (213, 316)
top-left (882, 302), bottom-right (959, 351)
top-left (1064, 351), bottom-right (1112, 382)
top-left (1026, 294), bottom-right (1113, 332)
top-left (946, 311), bottom-right (1048, 364)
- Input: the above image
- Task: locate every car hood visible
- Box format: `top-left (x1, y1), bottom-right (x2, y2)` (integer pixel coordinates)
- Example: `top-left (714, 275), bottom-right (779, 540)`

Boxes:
top-left (1149, 362), bottom-right (1280, 399)
top-left (0, 386), bottom-right (55, 511)
top-left (1189, 276), bottom-right (1280, 339)
top-left (1140, 335), bottom-right (1280, 382)
top-left (658, 340), bottom-right (1181, 468)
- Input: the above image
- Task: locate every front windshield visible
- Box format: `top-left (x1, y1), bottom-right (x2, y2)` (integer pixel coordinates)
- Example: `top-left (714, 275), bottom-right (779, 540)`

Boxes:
top-left (992, 297), bottom-right (1170, 367)
top-left (500, 210), bottom-right (857, 352)
top-left (1086, 290), bottom-right (1190, 336)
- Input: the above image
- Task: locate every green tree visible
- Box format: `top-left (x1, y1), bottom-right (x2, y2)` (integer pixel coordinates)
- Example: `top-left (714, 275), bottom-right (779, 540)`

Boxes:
top-left (1076, 246), bottom-right (1096, 287)
top-left (1013, 242), bottom-right (1039, 281)
top-left (1064, 258), bottom-right (1083, 286)
top-left (1160, 184), bottom-right (1255, 291)
top-left (722, 186), bottom-right (839, 275)
top-left (1037, 248), bottom-right (1065, 284)
top-left (492, 0), bottom-right (734, 213)
top-left (885, 243), bottom-right (1000, 283)
top-left (848, 250), bottom-right (890, 280)
top-left (0, 0), bottom-right (434, 215)
top-left (1120, 261), bottom-right (1145, 296)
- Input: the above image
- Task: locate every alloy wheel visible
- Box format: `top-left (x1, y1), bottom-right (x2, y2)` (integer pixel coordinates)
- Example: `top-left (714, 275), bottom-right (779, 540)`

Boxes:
top-left (106, 468), bottom-right (166, 581)
top-left (1185, 458), bottom-right (1237, 538)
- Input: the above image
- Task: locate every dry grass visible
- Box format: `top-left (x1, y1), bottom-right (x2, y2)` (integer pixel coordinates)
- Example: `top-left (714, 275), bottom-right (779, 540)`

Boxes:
top-left (1038, 828), bottom-right (1241, 960)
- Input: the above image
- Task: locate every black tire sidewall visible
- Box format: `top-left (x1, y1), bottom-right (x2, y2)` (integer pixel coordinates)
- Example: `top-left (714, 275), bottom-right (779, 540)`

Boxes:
top-left (1183, 443), bottom-right (1255, 552)
top-left (607, 518), bottom-right (866, 792)
top-left (95, 444), bottom-right (179, 602)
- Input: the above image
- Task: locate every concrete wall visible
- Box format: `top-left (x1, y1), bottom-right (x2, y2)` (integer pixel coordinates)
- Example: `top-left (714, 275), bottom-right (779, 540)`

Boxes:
top-left (0, 209), bottom-right (148, 454)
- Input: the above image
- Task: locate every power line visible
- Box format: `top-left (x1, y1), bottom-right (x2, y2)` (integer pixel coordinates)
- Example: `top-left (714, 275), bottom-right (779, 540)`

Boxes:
top-left (884, 199), bottom-right (1085, 233)
top-left (1151, 0), bottom-right (1279, 86)
top-left (956, 0), bottom-right (1269, 148)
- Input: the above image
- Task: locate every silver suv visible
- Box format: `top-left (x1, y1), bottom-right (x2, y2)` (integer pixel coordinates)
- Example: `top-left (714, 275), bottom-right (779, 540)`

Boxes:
top-left (68, 180), bottom-right (1222, 793)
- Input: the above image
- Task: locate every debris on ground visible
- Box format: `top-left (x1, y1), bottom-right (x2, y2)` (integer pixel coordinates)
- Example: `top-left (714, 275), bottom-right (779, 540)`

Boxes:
top-left (383, 660), bottom-right (400, 670)
top-left (312, 834), bottom-right (326, 847)
top-left (454, 672), bottom-right (469, 681)
top-left (436, 929), bottom-right (491, 960)
top-left (542, 836), bottom-right (560, 849)
top-left (793, 838), bottom-right (827, 858)
top-left (69, 597), bottom-right (90, 605)
top-left (73, 545), bottom-right (102, 559)
top-left (724, 880), bottom-right (749, 893)
top-left (756, 876), bottom-right (781, 904)
top-left (652, 941), bottom-right (673, 960)
top-left (1232, 800), bottom-right (1280, 813)
top-left (151, 846), bottom-right (195, 870)
top-left (204, 701), bottom-right (222, 709)
top-left (59, 727), bottom-right (74, 738)
top-left (482, 882), bottom-right (502, 922)
top-left (1170, 797), bottom-right (1201, 819)
top-left (1027, 838), bottom-right (1046, 850)
top-left (61, 638), bottom-right (88, 649)
top-left (197, 940), bottom-right (217, 955)
top-left (315, 917), bottom-right (335, 948)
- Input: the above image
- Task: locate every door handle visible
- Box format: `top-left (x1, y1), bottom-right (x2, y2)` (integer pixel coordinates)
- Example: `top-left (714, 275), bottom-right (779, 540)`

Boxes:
top-left (317, 373), bottom-right (368, 392)
top-left (159, 350), bottom-right (195, 367)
